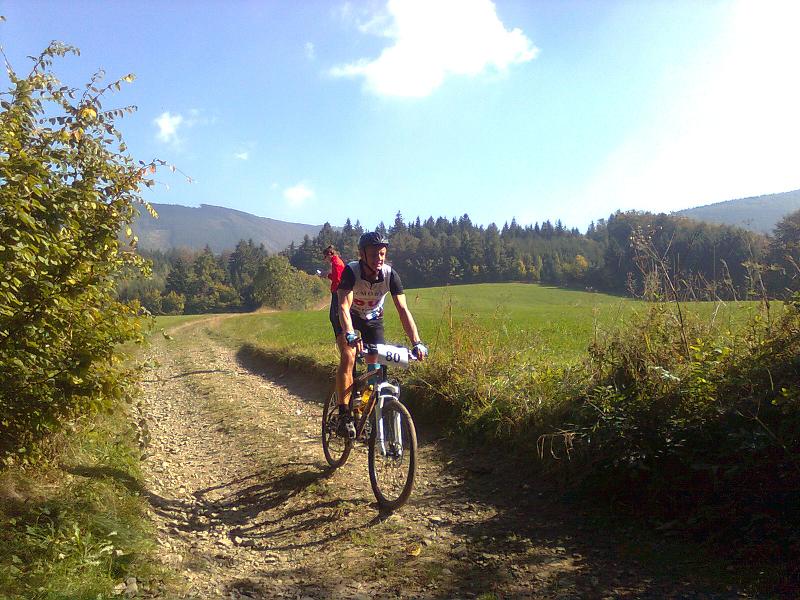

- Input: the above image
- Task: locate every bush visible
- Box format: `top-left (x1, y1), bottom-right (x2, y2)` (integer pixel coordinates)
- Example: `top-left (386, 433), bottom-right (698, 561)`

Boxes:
top-left (546, 295), bottom-right (800, 585)
top-left (252, 255), bottom-right (327, 310)
top-left (0, 42), bottom-right (154, 458)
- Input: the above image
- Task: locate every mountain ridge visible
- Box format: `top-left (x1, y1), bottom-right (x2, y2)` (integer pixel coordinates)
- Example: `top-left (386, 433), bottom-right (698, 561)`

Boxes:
top-left (134, 188), bottom-right (800, 253)
top-left (132, 202), bottom-right (323, 253)
top-left (674, 189), bottom-right (800, 234)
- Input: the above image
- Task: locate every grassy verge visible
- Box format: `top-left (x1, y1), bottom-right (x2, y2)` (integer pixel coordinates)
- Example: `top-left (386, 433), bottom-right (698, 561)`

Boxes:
top-left (0, 398), bottom-right (161, 599)
top-left (0, 315), bottom-right (190, 599)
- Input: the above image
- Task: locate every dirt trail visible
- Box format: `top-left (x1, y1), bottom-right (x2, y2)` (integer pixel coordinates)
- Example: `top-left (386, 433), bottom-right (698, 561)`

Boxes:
top-left (137, 317), bottom-right (744, 599)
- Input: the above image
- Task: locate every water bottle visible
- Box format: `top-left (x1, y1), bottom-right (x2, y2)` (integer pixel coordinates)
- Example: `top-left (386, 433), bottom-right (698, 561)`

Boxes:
top-left (354, 385), bottom-right (372, 415)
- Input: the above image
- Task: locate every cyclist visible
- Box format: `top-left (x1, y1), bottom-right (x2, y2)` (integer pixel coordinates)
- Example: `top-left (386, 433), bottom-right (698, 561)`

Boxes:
top-left (334, 231), bottom-right (428, 438)
top-left (323, 245), bottom-right (346, 345)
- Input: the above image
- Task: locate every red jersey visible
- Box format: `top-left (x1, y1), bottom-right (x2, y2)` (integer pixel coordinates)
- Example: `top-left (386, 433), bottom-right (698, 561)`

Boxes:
top-left (327, 255), bottom-right (345, 292)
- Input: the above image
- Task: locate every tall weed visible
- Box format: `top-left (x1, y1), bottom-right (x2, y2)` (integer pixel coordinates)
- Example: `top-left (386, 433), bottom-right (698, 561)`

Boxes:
top-left (408, 263), bottom-right (799, 588)
top-left (408, 311), bottom-right (585, 450)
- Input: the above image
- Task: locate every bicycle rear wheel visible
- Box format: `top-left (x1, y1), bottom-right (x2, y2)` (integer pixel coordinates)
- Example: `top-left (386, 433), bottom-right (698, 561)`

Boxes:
top-left (321, 388), bottom-right (352, 468)
top-left (368, 397), bottom-right (417, 511)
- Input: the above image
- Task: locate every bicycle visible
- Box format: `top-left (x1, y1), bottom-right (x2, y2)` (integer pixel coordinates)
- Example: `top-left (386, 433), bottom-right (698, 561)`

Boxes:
top-left (321, 342), bottom-right (419, 512)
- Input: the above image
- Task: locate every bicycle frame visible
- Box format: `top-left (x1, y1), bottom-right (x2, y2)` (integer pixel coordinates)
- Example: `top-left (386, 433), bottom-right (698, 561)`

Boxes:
top-left (348, 365), bottom-right (404, 456)
top-left (349, 366), bottom-right (384, 439)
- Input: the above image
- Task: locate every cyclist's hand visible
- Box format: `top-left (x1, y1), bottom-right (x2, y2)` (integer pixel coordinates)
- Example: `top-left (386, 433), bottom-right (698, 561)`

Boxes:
top-left (345, 331), bottom-right (361, 350)
top-left (411, 341), bottom-right (428, 361)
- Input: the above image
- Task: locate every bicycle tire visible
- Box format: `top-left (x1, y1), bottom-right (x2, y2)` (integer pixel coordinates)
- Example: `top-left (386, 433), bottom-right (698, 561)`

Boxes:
top-left (321, 387), bottom-right (352, 468)
top-left (368, 397), bottom-right (417, 511)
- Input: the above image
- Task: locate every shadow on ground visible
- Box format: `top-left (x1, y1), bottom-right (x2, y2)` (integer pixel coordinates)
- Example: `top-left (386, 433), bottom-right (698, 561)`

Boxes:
top-left (236, 344), bottom-right (330, 405)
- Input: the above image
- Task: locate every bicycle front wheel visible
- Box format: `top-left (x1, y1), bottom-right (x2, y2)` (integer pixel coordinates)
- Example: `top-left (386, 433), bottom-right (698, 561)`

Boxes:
top-left (368, 397), bottom-right (417, 512)
top-left (321, 387), bottom-right (351, 468)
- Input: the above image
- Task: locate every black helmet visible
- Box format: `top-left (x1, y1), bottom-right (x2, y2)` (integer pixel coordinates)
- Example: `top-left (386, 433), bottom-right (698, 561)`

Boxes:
top-left (358, 231), bottom-right (389, 250)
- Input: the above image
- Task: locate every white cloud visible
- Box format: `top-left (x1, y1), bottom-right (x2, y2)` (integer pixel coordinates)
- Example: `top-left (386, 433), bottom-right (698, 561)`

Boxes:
top-left (154, 108), bottom-right (214, 146)
top-left (305, 41), bottom-right (316, 60)
top-left (330, 0), bottom-right (538, 97)
top-left (284, 182), bottom-right (315, 206)
top-left (234, 151), bottom-right (249, 160)
top-left (581, 0), bottom-right (800, 217)
top-left (154, 112), bottom-right (183, 144)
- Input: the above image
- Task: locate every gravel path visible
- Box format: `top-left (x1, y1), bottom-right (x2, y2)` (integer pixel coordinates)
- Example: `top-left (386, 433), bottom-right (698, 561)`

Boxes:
top-left (136, 316), bottom-right (746, 599)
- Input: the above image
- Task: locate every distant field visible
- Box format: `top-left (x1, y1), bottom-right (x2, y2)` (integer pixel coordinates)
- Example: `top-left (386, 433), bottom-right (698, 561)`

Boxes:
top-left (160, 283), bottom-right (760, 369)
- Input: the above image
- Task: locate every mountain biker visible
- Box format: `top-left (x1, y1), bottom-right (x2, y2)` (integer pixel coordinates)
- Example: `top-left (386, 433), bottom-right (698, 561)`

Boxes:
top-left (333, 231), bottom-right (428, 438)
top-left (323, 245), bottom-right (346, 344)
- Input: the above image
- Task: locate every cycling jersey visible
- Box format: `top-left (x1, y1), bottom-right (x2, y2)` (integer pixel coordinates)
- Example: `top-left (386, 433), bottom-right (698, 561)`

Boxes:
top-left (327, 255), bottom-right (345, 292)
top-left (338, 261), bottom-right (404, 321)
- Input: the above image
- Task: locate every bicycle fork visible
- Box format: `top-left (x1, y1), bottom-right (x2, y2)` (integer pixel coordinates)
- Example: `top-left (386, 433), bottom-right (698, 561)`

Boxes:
top-left (374, 381), bottom-right (402, 458)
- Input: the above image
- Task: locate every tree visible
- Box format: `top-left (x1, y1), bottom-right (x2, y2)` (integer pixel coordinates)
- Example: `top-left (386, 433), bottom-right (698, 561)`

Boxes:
top-left (229, 239), bottom-right (267, 308)
top-left (0, 42), bottom-right (156, 455)
top-left (252, 255), bottom-right (326, 309)
top-left (160, 291), bottom-right (185, 315)
top-left (165, 256), bottom-right (192, 295)
top-left (768, 208), bottom-right (800, 294)
top-left (389, 211), bottom-right (407, 236)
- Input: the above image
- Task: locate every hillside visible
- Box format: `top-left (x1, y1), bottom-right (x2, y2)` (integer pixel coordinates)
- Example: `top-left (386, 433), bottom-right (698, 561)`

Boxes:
top-left (675, 189), bottom-right (800, 234)
top-left (132, 203), bottom-right (322, 252)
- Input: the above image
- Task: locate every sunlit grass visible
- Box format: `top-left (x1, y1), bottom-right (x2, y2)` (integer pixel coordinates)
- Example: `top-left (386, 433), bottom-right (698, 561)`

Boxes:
top-left (207, 283), bottom-right (764, 369)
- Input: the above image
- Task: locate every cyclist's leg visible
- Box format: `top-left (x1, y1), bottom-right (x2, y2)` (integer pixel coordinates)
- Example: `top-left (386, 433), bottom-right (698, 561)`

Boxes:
top-left (334, 337), bottom-right (357, 438)
top-left (336, 314), bottom-right (381, 405)
top-left (359, 318), bottom-right (385, 382)
top-left (333, 298), bottom-right (355, 405)
top-left (360, 317), bottom-right (385, 346)
top-left (336, 337), bottom-right (356, 408)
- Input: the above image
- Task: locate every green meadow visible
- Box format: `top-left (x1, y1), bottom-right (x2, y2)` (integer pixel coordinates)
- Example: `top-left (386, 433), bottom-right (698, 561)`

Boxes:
top-left (196, 282), bottom-right (763, 370)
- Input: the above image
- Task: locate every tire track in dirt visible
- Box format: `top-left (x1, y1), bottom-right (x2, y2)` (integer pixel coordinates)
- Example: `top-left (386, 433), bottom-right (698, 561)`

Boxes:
top-left (138, 317), bottom-right (746, 599)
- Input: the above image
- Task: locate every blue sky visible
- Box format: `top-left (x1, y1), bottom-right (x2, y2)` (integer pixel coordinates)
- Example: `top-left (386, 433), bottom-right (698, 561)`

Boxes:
top-left (3, 0), bottom-right (799, 232)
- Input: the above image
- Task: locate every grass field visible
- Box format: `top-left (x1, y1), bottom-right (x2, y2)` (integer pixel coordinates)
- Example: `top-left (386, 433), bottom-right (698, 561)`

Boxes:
top-left (193, 283), bottom-right (630, 365)
top-left (183, 282), bottom-right (764, 370)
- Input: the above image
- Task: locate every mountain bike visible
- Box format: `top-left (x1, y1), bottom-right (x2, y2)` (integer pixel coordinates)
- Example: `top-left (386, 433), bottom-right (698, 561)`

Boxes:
top-left (321, 343), bottom-right (419, 512)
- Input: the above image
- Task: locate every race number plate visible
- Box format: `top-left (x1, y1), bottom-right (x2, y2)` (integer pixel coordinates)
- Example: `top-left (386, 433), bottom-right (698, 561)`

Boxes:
top-left (373, 344), bottom-right (411, 369)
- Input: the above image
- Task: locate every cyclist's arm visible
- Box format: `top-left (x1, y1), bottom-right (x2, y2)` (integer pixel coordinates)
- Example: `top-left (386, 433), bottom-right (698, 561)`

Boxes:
top-left (337, 288), bottom-right (355, 336)
top-left (391, 293), bottom-right (422, 349)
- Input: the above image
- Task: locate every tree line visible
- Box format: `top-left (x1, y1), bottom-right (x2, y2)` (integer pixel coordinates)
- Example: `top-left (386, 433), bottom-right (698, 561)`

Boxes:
top-left (123, 206), bottom-right (800, 315)
top-left (118, 241), bottom-right (328, 315)
top-left (289, 209), bottom-right (799, 299)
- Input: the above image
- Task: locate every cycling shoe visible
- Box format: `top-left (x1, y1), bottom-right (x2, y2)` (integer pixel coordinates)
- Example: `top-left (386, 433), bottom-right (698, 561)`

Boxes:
top-left (336, 414), bottom-right (356, 439)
